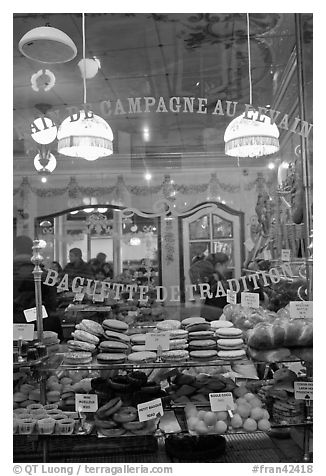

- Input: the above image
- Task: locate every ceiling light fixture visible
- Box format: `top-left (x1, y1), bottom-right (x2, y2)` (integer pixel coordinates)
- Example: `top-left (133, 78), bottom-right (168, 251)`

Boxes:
top-left (78, 58), bottom-right (100, 79)
top-left (31, 117), bottom-right (57, 145)
top-left (57, 14), bottom-right (113, 161)
top-left (18, 25), bottom-right (77, 63)
top-left (224, 14), bottom-right (279, 158)
top-left (34, 151), bottom-right (57, 173)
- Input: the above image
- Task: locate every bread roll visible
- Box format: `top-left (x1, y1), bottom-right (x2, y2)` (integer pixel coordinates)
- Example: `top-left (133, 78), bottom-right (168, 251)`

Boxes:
top-left (247, 318), bottom-right (313, 350)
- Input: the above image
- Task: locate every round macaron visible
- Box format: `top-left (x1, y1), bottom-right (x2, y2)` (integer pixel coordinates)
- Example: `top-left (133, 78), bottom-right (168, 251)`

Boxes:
top-left (72, 330), bottom-right (99, 345)
top-left (185, 322), bottom-right (211, 333)
top-left (215, 327), bottom-right (243, 339)
top-left (156, 320), bottom-right (181, 331)
top-left (181, 317), bottom-right (206, 327)
top-left (104, 330), bottom-right (130, 343)
top-left (97, 353), bottom-right (127, 364)
top-left (131, 345), bottom-right (147, 352)
top-left (217, 349), bottom-right (246, 360)
top-left (210, 320), bottom-right (234, 329)
top-left (217, 338), bottom-right (244, 350)
top-left (169, 339), bottom-right (188, 350)
top-left (161, 350), bottom-right (189, 362)
top-left (63, 352), bottom-right (93, 365)
top-left (188, 330), bottom-right (215, 340)
top-left (188, 339), bottom-right (216, 350)
top-left (99, 340), bottom-right (130, 353)
top-left (169, 329), bottom-right (188, 340)
top-left (127, 351), bottom-right (157, 363)
top-left (190, 350), bottom-right (218, 360)
top-left (80, 319), bottom-right (104, 337)
top-left (102, 319), bottom-right (129, 333)
top-left (67, 340), bottom-right (96, 352)
top-left (130, 334), bottom-right (146, 345)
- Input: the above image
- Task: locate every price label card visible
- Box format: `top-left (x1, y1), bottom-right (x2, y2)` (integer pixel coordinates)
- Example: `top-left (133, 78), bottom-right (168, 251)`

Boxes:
top-left (263, 249), bottom-right (272, 260)
top-left (294, 382), bottom-right (313, 400)
top-left (244, 238), bottom-right (255, 252)
top-left (209, 392), bottom-right (235, 412)
top-left (93, 294), bottom-right (104, 303)
top-left (145, 332), bottom-right (170, 351)
top-left (290, 301), bottom-right (313, 320)
top-left (226, 290), bottom-right (237, 304)
top-left (241, 292), bottom-right (259, 308)
top-left (75, 394), bottom-right (98, 412)
top-left (74, 293), bottom-right (85, 302)
top-left (13, 324), bottom-right (35, 341)
top-left (281, 249), bottom-right (291, 261)
top-left (137, 398), bottom-right (164, 422)
top-left (23, 306), bottom-right (48, 323)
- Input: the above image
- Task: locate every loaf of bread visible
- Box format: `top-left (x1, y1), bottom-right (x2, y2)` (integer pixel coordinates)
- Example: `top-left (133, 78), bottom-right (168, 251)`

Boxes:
top-left (247, 318), bottom-right (312, 349)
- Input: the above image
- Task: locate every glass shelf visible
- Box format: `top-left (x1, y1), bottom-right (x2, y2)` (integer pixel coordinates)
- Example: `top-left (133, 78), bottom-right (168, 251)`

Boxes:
top-left (41, 352), bottom-right (305, 372)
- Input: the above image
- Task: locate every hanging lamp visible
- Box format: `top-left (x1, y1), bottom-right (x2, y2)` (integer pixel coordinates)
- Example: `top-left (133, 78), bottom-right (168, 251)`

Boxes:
top-left (57, 14), bottom-right (113, 161)
top-left (224, 14), bottom-right (279, 158)
top-left (19, 25), bottom-right (77, 63)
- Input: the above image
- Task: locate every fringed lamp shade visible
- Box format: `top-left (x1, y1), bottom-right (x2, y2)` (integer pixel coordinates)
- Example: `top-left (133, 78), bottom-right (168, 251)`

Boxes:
top-left (57, 110), bottom-right (113, 161)
top-left (224, 111), bottom-right (280, 158)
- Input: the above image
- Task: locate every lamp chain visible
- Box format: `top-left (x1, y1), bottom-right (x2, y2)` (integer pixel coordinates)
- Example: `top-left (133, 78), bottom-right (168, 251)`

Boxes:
top-left (246, 13), bottom-right (253, 105)
top-left (82, 12), bottom-right (87, 105)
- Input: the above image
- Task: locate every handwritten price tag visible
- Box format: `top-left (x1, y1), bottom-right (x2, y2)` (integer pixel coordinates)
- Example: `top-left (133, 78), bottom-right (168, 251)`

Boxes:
top-left (13, 324), bottom-right (35, 341)
top-left (74, 293), bottom-right (85, 302)
top-left (281, 249), bottom-right (291, 261)
top-left (241, 292), bottom-right (259, 308)
top-left (294, 382), bottom-right (313, 400)
top-left (290, 301), bottom-right (313, 320)
top-left (75, 394), bottom-right (98, 412)
top-left (23, 306), bottom-right (48, 323)
top-left (137, 398), bottom-right (163, 422)
top-left (209, 392), bottom-right (235, 412)
top-left (145, 332), bottom-right (170, 351)
top-left (226, 290), bottom-right (237, 304)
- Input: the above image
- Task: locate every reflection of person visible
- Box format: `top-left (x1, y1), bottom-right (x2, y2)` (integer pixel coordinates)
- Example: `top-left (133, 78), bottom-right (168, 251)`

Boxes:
top-left (189, 253), bottom-right (216, 285)
top-left (50, 261), bottom-right (62, 274)
top-left (63, 248), bottom-right (93, 282)
top-left (200, 252), bottom-right (229, 321)
top-left (89, 252), bottom-right (107, 275)
top-left (13, 236), bottom-right (63, 341)
top-left (102, 262), bottom-right (113, 279)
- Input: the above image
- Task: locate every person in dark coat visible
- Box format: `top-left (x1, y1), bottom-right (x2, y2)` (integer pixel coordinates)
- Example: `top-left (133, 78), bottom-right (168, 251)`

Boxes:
top-left (198, 252), bottom-right (230, 321)
top-left (13, 236), bottom-right (63, 341)
top-left (63, 248), bottom-right (93, 284)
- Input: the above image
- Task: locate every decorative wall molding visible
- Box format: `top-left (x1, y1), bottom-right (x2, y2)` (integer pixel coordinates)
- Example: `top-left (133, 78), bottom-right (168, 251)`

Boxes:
top-left (14, 172), bottom-right (275, 203)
